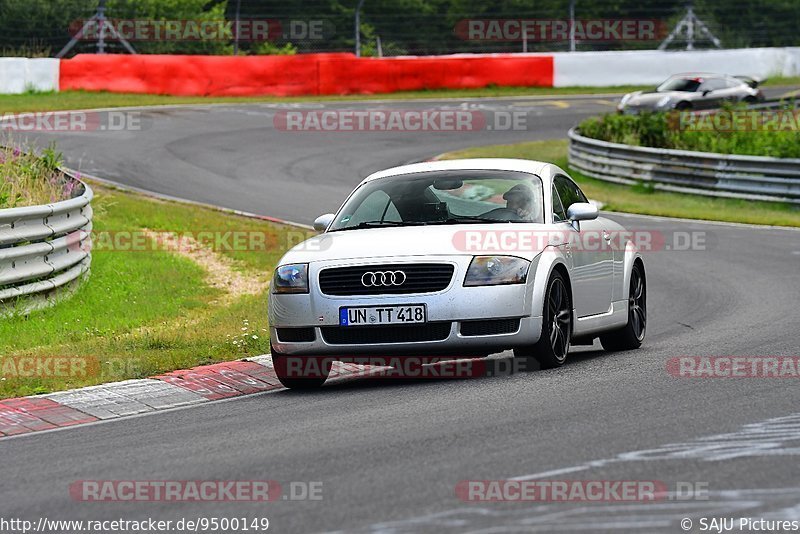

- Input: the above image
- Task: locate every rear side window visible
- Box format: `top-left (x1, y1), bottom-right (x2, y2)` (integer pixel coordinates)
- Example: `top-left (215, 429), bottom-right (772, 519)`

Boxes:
top-left (700, 78), bottom-right (727, 91)
top-left (553, 175), bottom-right (588, 213)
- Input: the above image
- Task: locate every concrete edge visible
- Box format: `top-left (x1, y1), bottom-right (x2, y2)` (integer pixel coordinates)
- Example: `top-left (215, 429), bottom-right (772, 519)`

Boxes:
top-left (0, 355), bottom-right (375, 440)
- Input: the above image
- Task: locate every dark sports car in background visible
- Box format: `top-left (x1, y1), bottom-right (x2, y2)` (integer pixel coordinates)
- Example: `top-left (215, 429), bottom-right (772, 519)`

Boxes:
top-left (617, 73), bottom-right (765, 113)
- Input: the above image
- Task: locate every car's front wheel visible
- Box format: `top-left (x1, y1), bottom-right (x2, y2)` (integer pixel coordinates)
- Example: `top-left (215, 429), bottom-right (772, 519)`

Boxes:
top-left (514, 271), bottom-right (572, 369)
top-left (599, 262), bottom-right (646, 351)
top-left (271, 344), bottom-right (330, 390)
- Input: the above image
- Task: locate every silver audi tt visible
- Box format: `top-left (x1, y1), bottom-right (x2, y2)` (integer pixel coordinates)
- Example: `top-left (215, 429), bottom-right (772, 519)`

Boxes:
top-left (268, 159), bottom-right (646, 389)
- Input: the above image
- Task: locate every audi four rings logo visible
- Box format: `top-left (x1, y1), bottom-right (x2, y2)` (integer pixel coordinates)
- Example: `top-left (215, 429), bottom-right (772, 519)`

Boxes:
top-left (361, 270), bottom-right (407, 287)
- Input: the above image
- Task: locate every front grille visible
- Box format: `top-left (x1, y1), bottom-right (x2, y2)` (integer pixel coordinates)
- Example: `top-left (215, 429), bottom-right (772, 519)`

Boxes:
top-left (320, 322), bottom-right (452, 344)
top-left (276, 327), bottom-right (316, 343)
top-left (460, 318), bottom-right (520, 337)
top-left (318, 264), bottom-right (455, 296)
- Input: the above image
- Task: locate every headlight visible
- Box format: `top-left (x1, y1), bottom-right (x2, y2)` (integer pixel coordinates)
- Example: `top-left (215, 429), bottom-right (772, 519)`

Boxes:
top-left (272, 263), bottom-right (309, 294)
top-left (619, 93), bottom-right (632, 106)
top-left (656, 96), bottom-right (672, 108)
top-left (464, 256), bottom-right (530, 287)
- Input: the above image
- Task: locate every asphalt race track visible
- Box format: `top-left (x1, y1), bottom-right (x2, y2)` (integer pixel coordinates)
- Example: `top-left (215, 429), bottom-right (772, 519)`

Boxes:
top-left (3, 90), bottom-right (800, 533)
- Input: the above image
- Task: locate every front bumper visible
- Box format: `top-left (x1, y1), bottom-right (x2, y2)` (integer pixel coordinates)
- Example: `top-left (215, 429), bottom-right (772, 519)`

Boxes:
top-left (269, 256), bottom-right (542, 356)
top-left (269, 316), bottom-right (542, 356)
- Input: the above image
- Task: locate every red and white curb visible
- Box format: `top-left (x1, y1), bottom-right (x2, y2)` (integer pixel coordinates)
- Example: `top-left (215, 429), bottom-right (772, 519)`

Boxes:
top-left (0, 356), bottom-right (368, 438)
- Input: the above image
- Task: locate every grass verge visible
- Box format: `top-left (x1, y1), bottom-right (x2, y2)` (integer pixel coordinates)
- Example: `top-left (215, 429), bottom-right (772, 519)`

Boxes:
top-left (764, 76), bottom-right (800, 87)
top-left (2, 77), bottom-right (797, 114)
top-left (0, 181), bottom-right (312, 399)
top-left (440, 139), bottom-right (800, 227)
top-left (0, 85), bottom-right (651, 113)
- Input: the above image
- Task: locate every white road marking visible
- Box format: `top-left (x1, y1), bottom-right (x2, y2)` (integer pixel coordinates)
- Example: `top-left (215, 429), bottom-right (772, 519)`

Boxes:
top-left (333, 489), bottom-right (800, 533)
top-left (514, 412), bottom-right (800, 481)
top-left (336, 415), bottom-right (800, 532)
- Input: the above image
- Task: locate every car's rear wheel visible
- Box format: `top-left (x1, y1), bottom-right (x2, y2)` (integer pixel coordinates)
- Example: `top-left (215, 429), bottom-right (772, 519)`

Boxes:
top-left (271, 343), bottom-right (330, 390)
top-left (599, 262), bottom-right (646, 351)
top-left (514, 271), bottom-right (572, 369)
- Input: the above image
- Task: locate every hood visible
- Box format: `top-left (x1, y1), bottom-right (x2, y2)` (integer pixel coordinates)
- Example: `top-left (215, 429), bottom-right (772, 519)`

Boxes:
top-left (625, 91), bottom-right (681, 106)
top-left (278, 224), bottom-right (556, 264)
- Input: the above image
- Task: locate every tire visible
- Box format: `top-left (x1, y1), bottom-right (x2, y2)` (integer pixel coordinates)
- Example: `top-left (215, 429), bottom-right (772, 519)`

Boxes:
top-left (675, 101), bottom-right (691, 110)
top-left (271, 344), bottom-right (330, 390)
top-left (514, 271), bottom-right (572, 369)
top-left (743, 96), bottom-right (757, 105)
top-left (599, 262), bottom-right (646, 351)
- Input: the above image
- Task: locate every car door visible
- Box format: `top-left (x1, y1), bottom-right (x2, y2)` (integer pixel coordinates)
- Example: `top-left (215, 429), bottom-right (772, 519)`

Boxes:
top-left (553, 176), bottom-right (613, 318)
top-left (697, 78), bottom-right (727, 109)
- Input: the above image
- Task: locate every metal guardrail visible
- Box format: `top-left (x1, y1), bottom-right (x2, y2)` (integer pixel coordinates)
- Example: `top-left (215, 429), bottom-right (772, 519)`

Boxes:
top-left (568, 121), bottom-right (800, 204)
top-left (745, 97), bottom-right (800, 111)
top-left (0, 171), bottom-right (93, 310)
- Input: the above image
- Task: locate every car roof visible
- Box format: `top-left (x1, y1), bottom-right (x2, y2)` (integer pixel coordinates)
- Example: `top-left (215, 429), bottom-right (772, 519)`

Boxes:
top-left (668, 72), bottom-right (734, 80)
top-left (363, 158), bottom-right (552, 184)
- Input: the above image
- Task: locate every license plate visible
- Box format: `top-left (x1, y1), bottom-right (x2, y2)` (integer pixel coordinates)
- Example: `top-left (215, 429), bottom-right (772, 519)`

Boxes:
top-left (339, 305), bottom-right (426, 326)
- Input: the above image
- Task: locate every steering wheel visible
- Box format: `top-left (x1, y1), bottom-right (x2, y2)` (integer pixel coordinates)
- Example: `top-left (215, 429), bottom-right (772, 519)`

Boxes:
top-left (481, 207), bottom-right (523, 222)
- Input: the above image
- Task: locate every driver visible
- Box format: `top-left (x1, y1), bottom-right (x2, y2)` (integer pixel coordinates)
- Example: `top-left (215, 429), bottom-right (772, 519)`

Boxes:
top-left (482, 184), bottom-right (537, 221)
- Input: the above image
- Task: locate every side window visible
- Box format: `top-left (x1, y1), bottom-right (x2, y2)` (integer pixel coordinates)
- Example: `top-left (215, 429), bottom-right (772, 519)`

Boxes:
top-left (344, 190), bottom-right (401, 226)
top-left (552, 184), bottom-right (566, 222)
top-left (725, 78), bottom-right (742, 89)
top-left (554, 175), bottom-right (588, 215)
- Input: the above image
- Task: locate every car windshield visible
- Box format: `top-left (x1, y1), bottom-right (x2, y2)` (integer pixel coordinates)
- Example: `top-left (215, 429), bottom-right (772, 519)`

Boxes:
top-left (329, 170), bottom-right (545, 230)
top-left (657, 77), bottom-right (702, 92)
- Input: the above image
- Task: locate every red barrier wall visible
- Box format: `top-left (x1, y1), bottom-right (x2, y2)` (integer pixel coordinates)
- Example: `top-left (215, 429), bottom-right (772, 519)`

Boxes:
top-left (59, 53), bottom-right (554, 96)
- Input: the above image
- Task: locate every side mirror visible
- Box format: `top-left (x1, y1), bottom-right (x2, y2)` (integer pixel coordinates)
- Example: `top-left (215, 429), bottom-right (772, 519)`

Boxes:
top-left (567, 203), bottom-right (598, 222)
top-left (313, 213), bottom-right (335, 232)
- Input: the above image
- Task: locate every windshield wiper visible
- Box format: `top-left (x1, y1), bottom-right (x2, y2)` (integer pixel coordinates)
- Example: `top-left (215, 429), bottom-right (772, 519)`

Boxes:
top-left (357, 220), bottom-right (430, 228)
top-left (332, 220), bottom-right (425, 231)
top-left (333, 217), bottom-right (511, 231)
top-left (431, 216), bottom-right (509, 224)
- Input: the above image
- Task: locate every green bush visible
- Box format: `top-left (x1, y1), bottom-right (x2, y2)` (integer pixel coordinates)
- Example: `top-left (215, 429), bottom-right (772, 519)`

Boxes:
top-left (578, 105), bottom-right (800, 159)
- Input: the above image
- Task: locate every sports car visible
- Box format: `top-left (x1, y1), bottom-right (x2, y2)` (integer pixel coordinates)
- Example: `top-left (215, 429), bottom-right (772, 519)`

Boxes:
top-left (617, 73), bottom-right (764, 113)
top-left (268, 159), bottom-right (646, 389)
